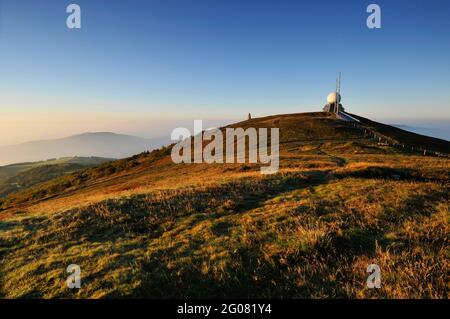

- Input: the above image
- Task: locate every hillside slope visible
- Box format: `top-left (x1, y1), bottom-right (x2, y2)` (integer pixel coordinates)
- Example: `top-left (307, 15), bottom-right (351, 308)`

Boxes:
top-left (0, 157), bottom-right (115, 198)
top-left (348, 113), bottom-right (450, 153)
top-left (0, 112), bottom-right (448, 298)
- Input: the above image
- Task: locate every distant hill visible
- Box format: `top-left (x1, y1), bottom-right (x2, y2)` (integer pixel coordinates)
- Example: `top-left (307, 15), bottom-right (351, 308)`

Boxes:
top-left (0, 132), bottom-right (169, 166)
top-left (0, 157), bottom-right (114, 198)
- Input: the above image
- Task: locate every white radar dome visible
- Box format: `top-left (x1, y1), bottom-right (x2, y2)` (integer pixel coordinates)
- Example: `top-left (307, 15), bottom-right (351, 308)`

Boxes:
top-left (326, 92), bottom-right (341, 104)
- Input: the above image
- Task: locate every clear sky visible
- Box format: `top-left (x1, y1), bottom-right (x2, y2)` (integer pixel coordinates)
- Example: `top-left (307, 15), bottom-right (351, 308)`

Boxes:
top-left (1, 0), bottom-right (449, 145)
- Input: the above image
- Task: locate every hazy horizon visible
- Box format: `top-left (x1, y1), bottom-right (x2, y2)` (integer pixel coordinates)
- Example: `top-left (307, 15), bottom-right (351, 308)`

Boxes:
top-left (1, 115), bottom-right (449, 148)
top-left (0, 117), bottom-right (240, 146)
top-left (380, 118), bottom-right (450, 141)
top-left (1, 0), bottom-right (450, 145)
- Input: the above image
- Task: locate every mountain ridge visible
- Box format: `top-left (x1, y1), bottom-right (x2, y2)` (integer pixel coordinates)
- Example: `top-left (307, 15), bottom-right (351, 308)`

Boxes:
top-left (0, 132), bottom-right (170, 166)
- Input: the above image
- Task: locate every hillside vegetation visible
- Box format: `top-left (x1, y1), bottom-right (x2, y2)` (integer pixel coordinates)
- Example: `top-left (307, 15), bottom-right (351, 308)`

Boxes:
top-left (0, 112), bottom-right (448, 298)
top-left (0, 157), bottom-right (114, 199)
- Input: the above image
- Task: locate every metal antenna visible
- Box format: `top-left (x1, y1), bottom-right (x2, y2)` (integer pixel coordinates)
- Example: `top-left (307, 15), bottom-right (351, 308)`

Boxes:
top-left (335, 77), bottom-right (337, 114)
top-left (336, 72), bottom-right (341, 114)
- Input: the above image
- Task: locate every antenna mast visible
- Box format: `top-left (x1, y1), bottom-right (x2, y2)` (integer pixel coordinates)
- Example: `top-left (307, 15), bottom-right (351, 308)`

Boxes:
top-left (335, 77), bottom-right (338, 114)
top-left (336, 72), bottom-right (341, 114)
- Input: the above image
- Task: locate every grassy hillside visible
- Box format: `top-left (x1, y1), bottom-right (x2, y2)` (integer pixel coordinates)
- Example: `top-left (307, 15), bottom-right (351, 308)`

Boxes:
top-left (0, 112), bottom-right (448, 298)
top-left (349, 113), bottom-right (450, 153)
top-left (0, 157), bottom-right (114, 198)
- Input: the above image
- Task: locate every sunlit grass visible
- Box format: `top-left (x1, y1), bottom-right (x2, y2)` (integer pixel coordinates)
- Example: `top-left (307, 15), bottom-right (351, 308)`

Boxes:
top-left (0, 113), bottom-right (448, 298)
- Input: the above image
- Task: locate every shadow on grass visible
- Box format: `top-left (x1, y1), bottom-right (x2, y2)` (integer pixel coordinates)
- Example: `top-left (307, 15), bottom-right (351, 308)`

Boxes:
top-left (335, 166), bottom-right (448, 182)
top-left (45, 171), bottom-right (330, 244)
top-left (131, 244), bottom-right (350, 299)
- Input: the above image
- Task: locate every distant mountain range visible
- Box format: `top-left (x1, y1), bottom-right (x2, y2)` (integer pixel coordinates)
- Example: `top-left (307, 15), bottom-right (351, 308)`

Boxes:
top-left (0, 132), bottom-right (170, 166)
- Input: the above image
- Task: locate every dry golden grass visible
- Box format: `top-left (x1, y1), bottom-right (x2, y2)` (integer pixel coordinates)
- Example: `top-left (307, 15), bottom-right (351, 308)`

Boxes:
top-left (0, 112), bottom-right (448, 298)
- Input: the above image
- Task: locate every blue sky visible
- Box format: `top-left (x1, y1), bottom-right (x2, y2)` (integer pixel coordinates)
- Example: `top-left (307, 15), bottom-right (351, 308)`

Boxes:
top-left (0, 0), bottom-right (449, 143)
